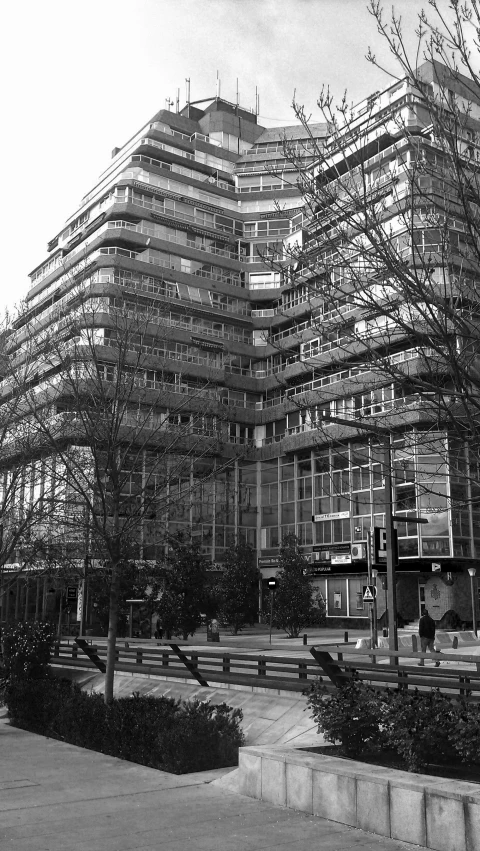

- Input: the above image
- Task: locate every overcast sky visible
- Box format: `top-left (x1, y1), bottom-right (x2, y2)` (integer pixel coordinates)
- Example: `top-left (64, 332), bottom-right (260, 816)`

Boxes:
top-left (1, 0), bottom-right (427, 315)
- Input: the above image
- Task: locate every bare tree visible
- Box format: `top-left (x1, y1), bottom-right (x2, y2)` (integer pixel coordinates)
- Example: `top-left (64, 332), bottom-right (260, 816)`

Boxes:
top-left (11, 281), bottom-right (239, 702)
top-left (259, 2), bottom-right (480, 527)
top-left (0, 311), bottom-right (71, 622)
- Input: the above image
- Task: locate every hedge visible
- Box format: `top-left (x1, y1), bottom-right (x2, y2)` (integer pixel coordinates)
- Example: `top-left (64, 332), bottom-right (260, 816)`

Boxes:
top-left (5, 677), bottom-right (244, 774)
top-left (307, 677), bottom-right (480, 772)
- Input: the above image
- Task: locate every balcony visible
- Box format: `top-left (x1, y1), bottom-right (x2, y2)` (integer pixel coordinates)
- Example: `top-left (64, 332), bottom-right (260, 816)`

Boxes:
top-left (106, 220), bottom-right (240, 261)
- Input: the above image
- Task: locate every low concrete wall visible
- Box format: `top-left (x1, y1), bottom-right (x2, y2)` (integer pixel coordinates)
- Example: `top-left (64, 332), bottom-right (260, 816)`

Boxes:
top-left (355, 631), bottom-right (480, 651)
top-left (238, 745), bottom-right (480, 851)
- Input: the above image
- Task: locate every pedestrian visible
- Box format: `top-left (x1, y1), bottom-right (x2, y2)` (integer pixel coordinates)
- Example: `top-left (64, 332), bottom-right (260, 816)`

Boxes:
top-left (154, 618), bottom-right (163, 640)
top-left (418, 609), bottom-right (440, 666)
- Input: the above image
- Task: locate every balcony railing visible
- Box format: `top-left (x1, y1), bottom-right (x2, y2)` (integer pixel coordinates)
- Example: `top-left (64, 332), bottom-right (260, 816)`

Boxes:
top-left (106, 220), bottom-right (240, 261)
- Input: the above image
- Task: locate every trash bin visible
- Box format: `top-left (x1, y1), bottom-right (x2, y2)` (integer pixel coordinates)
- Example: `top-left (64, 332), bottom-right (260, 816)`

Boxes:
top-left (207, 619), bottom-right (220, 642)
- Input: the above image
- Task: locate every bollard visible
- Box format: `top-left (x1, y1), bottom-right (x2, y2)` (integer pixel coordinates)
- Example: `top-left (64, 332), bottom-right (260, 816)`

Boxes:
top-left (303, 633), bottom-right (307, 646)
top-left (344, 630), bottom-right (348, 644)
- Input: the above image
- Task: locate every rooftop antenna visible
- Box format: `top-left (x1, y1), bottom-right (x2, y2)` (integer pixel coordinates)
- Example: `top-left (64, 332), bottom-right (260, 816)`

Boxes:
top-left (216, 70), bottom-right (220, 99)
top-left (255, 86), bottom-right (259, 116)
top-left (236, 78), bottom-right (239, 107)
top-left (165, 97), bottom-right (174, 110)
top-left (176, 88), bottom-right (180, 113)
top-left (185, 78), bottom-right (191, 105)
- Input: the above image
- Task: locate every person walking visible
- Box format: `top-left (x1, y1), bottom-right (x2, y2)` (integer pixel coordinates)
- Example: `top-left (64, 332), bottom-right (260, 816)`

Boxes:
top-left (418, 609), bottom-right (440, 666)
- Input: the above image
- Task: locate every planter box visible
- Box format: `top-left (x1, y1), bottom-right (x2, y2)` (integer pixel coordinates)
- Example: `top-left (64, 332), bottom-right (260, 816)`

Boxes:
top-left (237, 745), bottom-right (480, 851)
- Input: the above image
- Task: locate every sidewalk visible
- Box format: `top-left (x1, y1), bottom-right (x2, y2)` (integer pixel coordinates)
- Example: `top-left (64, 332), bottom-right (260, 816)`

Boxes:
top-left (75, 626), bottom-right (368, 655)
top-left (0, 715), bottom-right (419, 851)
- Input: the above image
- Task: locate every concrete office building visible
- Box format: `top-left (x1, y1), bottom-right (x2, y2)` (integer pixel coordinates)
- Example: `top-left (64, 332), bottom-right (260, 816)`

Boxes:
top-left (4, 64), bottom-right (480, 628)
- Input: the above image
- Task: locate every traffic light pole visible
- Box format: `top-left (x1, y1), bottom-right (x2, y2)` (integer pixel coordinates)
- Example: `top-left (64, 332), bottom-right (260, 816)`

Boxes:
top-left (366, 530), bottom-right (377, 652)
top-left (311, 414), bottom-right (401, 664)
top-left (383, 435), bottom-right (398, 665)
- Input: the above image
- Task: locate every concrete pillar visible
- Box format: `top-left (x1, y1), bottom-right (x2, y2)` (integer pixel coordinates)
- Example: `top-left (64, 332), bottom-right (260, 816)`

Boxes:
top-left (24, 579), bottom-right (30, 621)
top-left (35, 576), bottom-right (41, 620)
top-left (14, 578), bottom-right (21, 621)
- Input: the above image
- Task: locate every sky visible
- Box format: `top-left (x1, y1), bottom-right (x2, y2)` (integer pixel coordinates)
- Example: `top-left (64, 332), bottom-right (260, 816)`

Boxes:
top-left (1, 0), bottom-right (428, 316)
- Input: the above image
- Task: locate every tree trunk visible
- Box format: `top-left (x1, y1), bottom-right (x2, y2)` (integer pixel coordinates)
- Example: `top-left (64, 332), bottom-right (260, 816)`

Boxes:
top-left (104, 561), bottom-right (120, 705)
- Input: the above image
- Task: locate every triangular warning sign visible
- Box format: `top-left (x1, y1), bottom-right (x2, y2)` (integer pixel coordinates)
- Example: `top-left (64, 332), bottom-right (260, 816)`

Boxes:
top-left (363, 586), bottom-right (375, 602)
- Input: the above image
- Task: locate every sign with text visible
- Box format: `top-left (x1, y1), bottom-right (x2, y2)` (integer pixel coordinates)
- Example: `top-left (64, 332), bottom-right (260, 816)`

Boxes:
top-left (374, 527), bottom-right (387, 561)
top-left (258, 557), bottom-right (279, 567)
top-left (313, 511), bottom-right (350, 522)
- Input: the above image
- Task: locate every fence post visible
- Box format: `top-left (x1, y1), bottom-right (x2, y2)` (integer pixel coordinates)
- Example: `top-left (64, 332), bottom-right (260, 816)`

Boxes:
top-left (223, 655), bottom-right (230, 674)
top-left (162, 651), bottom-right (169, 667)
top-left (136, 648), bottom-right (143, 665)
top-left (299, 662), bottom-right (307, 680)
top-left (258, 657), bottom-right (267, 677)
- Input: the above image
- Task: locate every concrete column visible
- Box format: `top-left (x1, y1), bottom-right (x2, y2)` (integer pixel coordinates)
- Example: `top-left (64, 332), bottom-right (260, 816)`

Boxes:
top-left (24, 579), bottom-right (30, 621)
top-left (35, 576), bottom-right (41, 620)
top-left (14, 578), bottom-right (21, 621)
top-left (42, 576), bottom-right (48, 620)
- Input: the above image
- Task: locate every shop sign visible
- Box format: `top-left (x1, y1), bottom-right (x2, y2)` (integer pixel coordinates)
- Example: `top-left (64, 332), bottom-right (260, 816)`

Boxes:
top-left (331, 552), bottom-right (352, 565)
top-left (258, 556), bottom-right (279, 567)
top-left (313, 511), bottom-right (350, 522)
top-left (312, 543), bottom-right (351, 565)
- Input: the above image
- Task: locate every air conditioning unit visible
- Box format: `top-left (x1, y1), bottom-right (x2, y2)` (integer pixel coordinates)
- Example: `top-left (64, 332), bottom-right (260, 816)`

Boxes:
top-left (351, 543), bottom-right (366, 561)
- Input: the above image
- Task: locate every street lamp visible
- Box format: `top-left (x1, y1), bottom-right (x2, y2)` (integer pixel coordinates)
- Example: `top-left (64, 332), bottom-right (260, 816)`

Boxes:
top-left (468, 567), bottom-right (477, 636)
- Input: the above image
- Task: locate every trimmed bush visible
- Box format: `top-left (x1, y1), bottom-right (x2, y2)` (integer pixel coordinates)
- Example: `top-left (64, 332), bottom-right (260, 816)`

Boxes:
top-left (4, 677), bottom-right (244, 773)
top-left (307, 678), bottom-right (384, 757)
top-left (380, 688), bottom-right (457, 772)
top-left (307, 678), bottom-right (480, 772)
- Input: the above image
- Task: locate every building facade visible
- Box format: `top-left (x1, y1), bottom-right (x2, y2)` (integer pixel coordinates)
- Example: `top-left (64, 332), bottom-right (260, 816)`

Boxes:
top-left (4, 66), bottom-right (480, 628)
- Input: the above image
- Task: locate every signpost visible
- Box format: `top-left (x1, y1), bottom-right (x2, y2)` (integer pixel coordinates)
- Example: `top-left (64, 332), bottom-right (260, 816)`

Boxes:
top-left (267, 578), bottom-right (277, 645)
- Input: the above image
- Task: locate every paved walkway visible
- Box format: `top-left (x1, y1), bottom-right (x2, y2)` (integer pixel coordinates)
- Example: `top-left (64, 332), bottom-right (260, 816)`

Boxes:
top-left (0, 715), bottom-right (419, 851)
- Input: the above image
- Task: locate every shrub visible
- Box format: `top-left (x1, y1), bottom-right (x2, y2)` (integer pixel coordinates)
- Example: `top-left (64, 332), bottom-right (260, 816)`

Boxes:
top-left (1, 622), bottom-right (55, 681)
top-left (4, 678), bottom-right (245, 773)
top-left (449, 701), bottom-right (480, 765)
top-left (307, 677), bottom-right (384, 757)
top-left (381, 688), bottom-right (457, 772)
top-left (307, 678), bottom-right (480, 772)
top-left (156, 699), bottom-right (244, 773)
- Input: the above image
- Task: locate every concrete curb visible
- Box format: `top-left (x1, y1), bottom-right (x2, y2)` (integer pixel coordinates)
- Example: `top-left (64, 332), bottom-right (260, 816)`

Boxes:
top-left (237, 745), bottom-right (480, 851)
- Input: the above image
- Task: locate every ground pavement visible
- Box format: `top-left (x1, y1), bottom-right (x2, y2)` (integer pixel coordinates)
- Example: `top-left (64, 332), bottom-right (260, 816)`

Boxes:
top-left (0, 713), bottom-right (420, 851)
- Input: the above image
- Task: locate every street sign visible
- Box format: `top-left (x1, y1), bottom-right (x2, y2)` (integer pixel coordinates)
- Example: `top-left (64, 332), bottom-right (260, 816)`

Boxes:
top-left (373, 527), bottom-right (398, 565)
top-left (66, 586), bottom-right (78, 601)
top-left (373, 527), bottom-right (387, 561)
top-left (363, 585), bottom-right (377, 602)
top-left (267, 578), bottom-right (277, 589)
